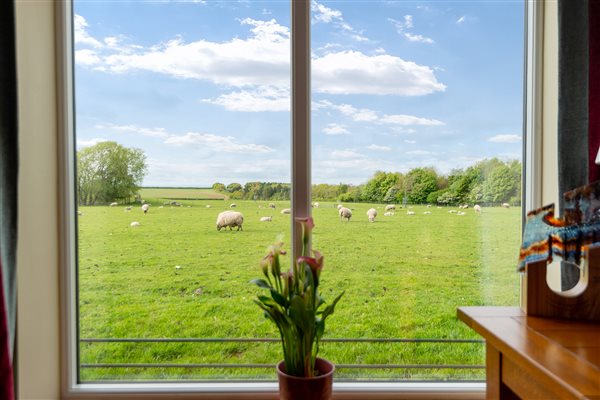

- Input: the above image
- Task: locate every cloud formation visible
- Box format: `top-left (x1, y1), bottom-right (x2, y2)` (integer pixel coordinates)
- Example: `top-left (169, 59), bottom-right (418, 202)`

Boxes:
top-left (488, 134), bottom-right (521, 143)
top-left (164, 132), bottom-right (276, 153)
top-left (368, 144), bottom-right (392, 151)
top-left (389, 15), bottom-right (434, 44)
top-left (322, 123), bottom-right (349, 135)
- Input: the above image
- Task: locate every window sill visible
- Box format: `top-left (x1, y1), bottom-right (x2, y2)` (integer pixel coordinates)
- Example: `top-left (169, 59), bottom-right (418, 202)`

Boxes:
top-left (64, 382), bottom-right (485, 400)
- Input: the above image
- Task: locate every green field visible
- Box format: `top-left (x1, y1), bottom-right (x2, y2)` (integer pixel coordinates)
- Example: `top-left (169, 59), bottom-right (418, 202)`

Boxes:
top-left (78, 189), bottom-right (521, 382)
top-left (139, 187), bottom-right (229, 200)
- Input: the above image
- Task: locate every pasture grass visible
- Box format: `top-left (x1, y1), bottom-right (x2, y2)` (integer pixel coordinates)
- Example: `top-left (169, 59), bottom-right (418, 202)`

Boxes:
top-left (78, 195), bottom-right (520, 382)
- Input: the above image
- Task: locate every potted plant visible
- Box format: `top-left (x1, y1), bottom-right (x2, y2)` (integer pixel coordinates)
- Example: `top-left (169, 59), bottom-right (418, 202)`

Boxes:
top-left (251, 217), bottom-right (344, 400)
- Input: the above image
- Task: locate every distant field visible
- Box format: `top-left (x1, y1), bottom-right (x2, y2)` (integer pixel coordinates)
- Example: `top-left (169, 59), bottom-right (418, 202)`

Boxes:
top-left (78, 191), bottom-right (521, 382)
top-left (140, 187), bottom-right (228, 200)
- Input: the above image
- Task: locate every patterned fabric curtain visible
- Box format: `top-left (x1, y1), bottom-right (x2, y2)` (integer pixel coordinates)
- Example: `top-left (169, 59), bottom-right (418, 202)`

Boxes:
top-left (0, 0), bottom-right (18, 399)
top-left (557, 0), bottom-right (600, 290)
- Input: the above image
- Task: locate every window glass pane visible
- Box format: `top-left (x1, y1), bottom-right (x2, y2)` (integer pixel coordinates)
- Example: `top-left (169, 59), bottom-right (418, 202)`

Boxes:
top-left (74, 0), bottom-right (291, 381)
top-left (311, 1), bottom-right (523, 381)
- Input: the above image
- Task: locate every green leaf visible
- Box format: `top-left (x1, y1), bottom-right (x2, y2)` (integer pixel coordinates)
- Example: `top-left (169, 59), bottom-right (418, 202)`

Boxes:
top-left (251, 279), bottom-right (272, 289)
top-left (320, 291), bottom-right (345, 321)
top-left (270, 289), bottom-right (288, 307)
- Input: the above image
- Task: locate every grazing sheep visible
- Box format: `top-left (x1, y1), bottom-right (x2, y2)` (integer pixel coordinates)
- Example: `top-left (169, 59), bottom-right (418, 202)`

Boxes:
top-left (312, 202), bottom-right (320, 208)
top-left (437, 206), bottom-right (443, 209)
top-left (206, 205), bottom-right (211, 208)
top-left (385, 204), bottom-right (396, 212)
top-left (426, 204), bottom-right (432, 208)
top-left (502, 203), bottom-right (510, 208)
top-left (339, 207), bottom-right (352, 222)
top-left (366, 208), bottom-right (377, 222)
top-left (423, 211), bottom-right (431, 215)
top-left (141, 204), bottom-right (150, 214)
top-left (130, 221), bottom-right (140, 227)
top-left (77, 211), bottom-right (83, 216)
top-left (216, 211), bottom-right (244, 231)
top-left (124, 206), bottom-right (132, 212)
top-left (406, 211), bottom-right (416, 215)
top-left (109, 202), bottom-right (118, 207)
top-left (281, 208), bottom-right (291, 214)
top-left (457, 211), bottom-right (466, 216)
top-left (158, 206), bottom-right (164, 209)
top-left (384, 211), bottom-right (394, 217)
top-left (337, 204), bottom-right (343, 210)
top-left (449, 210), bottom-right (457, 214)
top-left (260, 216), bottom-right (272, 222)
top-left (474, 205), bottom-right (482, 213)
top-left (230, 203), bottom-right (237, 208)
top-left (269, 203), bottom-right (276, 209)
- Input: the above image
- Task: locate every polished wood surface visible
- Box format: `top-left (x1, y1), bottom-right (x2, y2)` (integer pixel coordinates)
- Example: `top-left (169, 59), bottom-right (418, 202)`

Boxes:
top-left (524, 245), bottom-right (600, 321)
top-left (458, 306), bottom-right (600, 400)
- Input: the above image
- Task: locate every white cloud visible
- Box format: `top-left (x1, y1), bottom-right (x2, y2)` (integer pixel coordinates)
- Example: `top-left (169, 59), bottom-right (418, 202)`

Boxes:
top-left (204, 86), bottom-right (290, 112)
top-left (488, 134), bottom-right (521, 143)
top-left (389, 15), bottom-right (434, 44)
top-left (77, 137), bottom-right (108, 148)
top-left (262, 8), bottom-right (272, 15)
top-left (404, 139), bottom-right (416, 144)
top-left (322, 123), bottom-right (349, 135)
top-left (331, 149), bottom-right (363, 159)
top-left (404, 33), bottom-right (434, 44)
top-left (74, 14), bottom-right (103, 48)
top-left (406, 150), bottom-right (435, 156)
top-left (311, 1), bottom-right (342, 23)
top-left (457, 16), bottom-right (467, 24)
top-left (164, 132), bottom-right (275, 153)
top-left (315, 100), bottom-right (444, 126)
top-left (75, 15), bottom-right (445, 110)
top-left (368, 144), bottom-right (392, 151)
top-left (96, 123), bottom-right (170, 138)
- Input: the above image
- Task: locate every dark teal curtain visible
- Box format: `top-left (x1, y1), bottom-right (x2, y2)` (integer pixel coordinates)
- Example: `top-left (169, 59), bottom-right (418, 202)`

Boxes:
top-left (0, 0), bottom-right (18, 398)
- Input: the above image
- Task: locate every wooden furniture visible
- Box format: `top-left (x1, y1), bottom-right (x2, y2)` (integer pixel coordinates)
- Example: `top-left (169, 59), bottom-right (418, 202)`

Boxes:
top-left (458, 306), bottom-right (600, 400)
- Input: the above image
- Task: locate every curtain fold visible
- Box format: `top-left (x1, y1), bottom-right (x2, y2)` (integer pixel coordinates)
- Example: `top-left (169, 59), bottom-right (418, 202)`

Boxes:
top-left (0, 0), bottom-right (18, 399)
top-left (590, 0), bottom-right (600, 182)
top-left (557, 0), bottom-right (589, 290)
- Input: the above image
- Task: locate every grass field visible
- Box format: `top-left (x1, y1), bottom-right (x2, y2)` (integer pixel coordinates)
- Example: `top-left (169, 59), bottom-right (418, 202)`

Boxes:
top-left (78, 189), bottom-right (521, 382)
top-left (139, 187), bottom-right (229, 200)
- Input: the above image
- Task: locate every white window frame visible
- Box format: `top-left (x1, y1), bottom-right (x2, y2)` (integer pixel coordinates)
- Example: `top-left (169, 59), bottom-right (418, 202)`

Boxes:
top-left (57, 0), bottom-right (540, 398)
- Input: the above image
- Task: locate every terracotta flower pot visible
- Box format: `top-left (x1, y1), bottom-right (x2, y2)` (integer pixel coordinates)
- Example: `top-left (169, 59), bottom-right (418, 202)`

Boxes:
top-left (276, 357), bottom-right (335, 400)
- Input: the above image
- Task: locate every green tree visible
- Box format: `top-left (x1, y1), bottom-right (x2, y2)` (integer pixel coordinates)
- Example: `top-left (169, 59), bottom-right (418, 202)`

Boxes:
top-left (404, 168), bottom-right (439, 204)
top-left (362, 171), bottom-right (400, 202)
top-left (77, 141), bottom-right (147, 205)
top-left (212, 182), bottom-right (226, 192)
top-left (226, 183), bottom-right (243, 193)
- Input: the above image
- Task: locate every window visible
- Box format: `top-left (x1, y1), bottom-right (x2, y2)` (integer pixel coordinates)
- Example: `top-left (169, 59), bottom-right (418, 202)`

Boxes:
top-left (60, 0), bottom-right (537, 396)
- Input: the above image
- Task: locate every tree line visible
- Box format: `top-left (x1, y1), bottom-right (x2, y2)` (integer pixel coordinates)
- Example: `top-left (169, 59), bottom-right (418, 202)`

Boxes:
top-left (214, 158), bottom-right (521, 206)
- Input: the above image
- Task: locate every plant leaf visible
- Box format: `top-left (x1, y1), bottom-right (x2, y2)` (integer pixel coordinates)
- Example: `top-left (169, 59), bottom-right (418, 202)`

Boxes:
top-left (251, 279), bottom-right (272, 289)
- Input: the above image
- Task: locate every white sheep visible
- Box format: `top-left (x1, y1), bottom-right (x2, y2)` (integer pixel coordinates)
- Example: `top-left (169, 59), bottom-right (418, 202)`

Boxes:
top-left (260, 216), bottom-right (272, 222)
top-left (312, 202), bottom-right (320, 208)
top-left (366, 208), bottom-right (377, 222)
top-left (384, 211), bottom-right (394, 217)
top-left (110, 202), bottom-right (118, 207)
top-left (216, 211), bottom-right (244, 231)
top-left (141, 204), bottom-right (150, 214)
top-left (474, 205), bottom-right (482, 213)
top-left (406, 211), bottom-right (416, 215)
top-left (158, 206), bottom-right (164, 209)
top-left (457, 211), bottom-right (466, 216)
top-left (77, 211), bottom-right (83, 216)
top-left (449, 210), bottom-right (457, 214)
top-left (124, 206), bottom-right (132, 212)
top-left (339, 207), bottom-right (352, 222)
top-left (423, 211), bottom-right (431, 215)
top-left (130, 221), bottom-right (140, 227)
top-left (230, 203), bottom-right (237, 208)
top-left (337, 204), bottom-right (343, 210)
top-left (206, 205), bottom-right (211, 208)
top-left (502, 203), bottom-right (510, 208)
top-left (281, 208), bottom-right (291, 214)
top-left (269, 203), bottom-right (276, 209)
top-left (385, 204), bottom-right (396, 212)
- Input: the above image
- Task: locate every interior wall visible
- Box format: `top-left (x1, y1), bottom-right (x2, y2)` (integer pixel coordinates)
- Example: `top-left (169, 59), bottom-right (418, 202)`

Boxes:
top-left (15, 1), bottom-right (61, 399)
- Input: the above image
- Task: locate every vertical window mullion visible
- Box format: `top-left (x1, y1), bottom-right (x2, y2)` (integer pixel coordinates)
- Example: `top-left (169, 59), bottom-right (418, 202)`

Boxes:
top-left (291, 0), bottom-right (311, 260)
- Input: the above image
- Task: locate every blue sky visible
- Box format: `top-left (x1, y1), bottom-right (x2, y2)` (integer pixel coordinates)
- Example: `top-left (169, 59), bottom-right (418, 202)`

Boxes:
top-left (74, 0), bottom-right (524, 187)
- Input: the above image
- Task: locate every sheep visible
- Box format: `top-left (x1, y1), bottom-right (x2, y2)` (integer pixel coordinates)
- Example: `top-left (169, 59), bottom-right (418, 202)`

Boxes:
top-left (474, 205), bottom-right (482, 213)
top-left (423, 211), bottom-right (431, 215)
top-left (77, 211), bottom-right (83, 216)
top-left (339, 207), bottom-right (352, 222)
top-left (385, 204), bottom-right (396, 212)
top-left (206, 205), bottom-right (211, 208)
top-left (124, 206), bottom-right (132, 212)
top-left (449, 210), bottom-right (457, 214)
top-left (260, 216), bottom-right (272, 222)
top-left (366, 208), bottom-right (377, 222)
top-left (406, 211), bottom-right (416, 215)
top-left (384, 211), bottom-right (394, 216)
top-left (457, 211), bottom-right (466, 216)
top-left (230, 203), bottom-right (237, 208)
top-left (337, 204), bottom-right (343, 210)
top-left (268, 203), bottom-right (276, 209)
top-left (109, 202), bottom-right (118, 207)
top-left (130, 221), bottom-right (140, 227)
top-left (426, 204), bottom-right (432, 208)
top-left (141, 204), bottom-right (150, 214)
top-left (158, 206), bottom-right (164, 209)
top-left (281, 208), bottom-right (291, 214)
top-left (312, 202), bottom-right (320, 208)
top-left (502, 203), bottom-right (510, 208)
top-left (216, 211), bottom-right (244, 231)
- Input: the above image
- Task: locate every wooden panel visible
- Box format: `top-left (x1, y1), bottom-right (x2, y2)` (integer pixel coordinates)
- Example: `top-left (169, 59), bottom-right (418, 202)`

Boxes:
top-left (502, 356), bottom-right (568, 399)
top-left (486, 344), bottom-right (501, 400)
